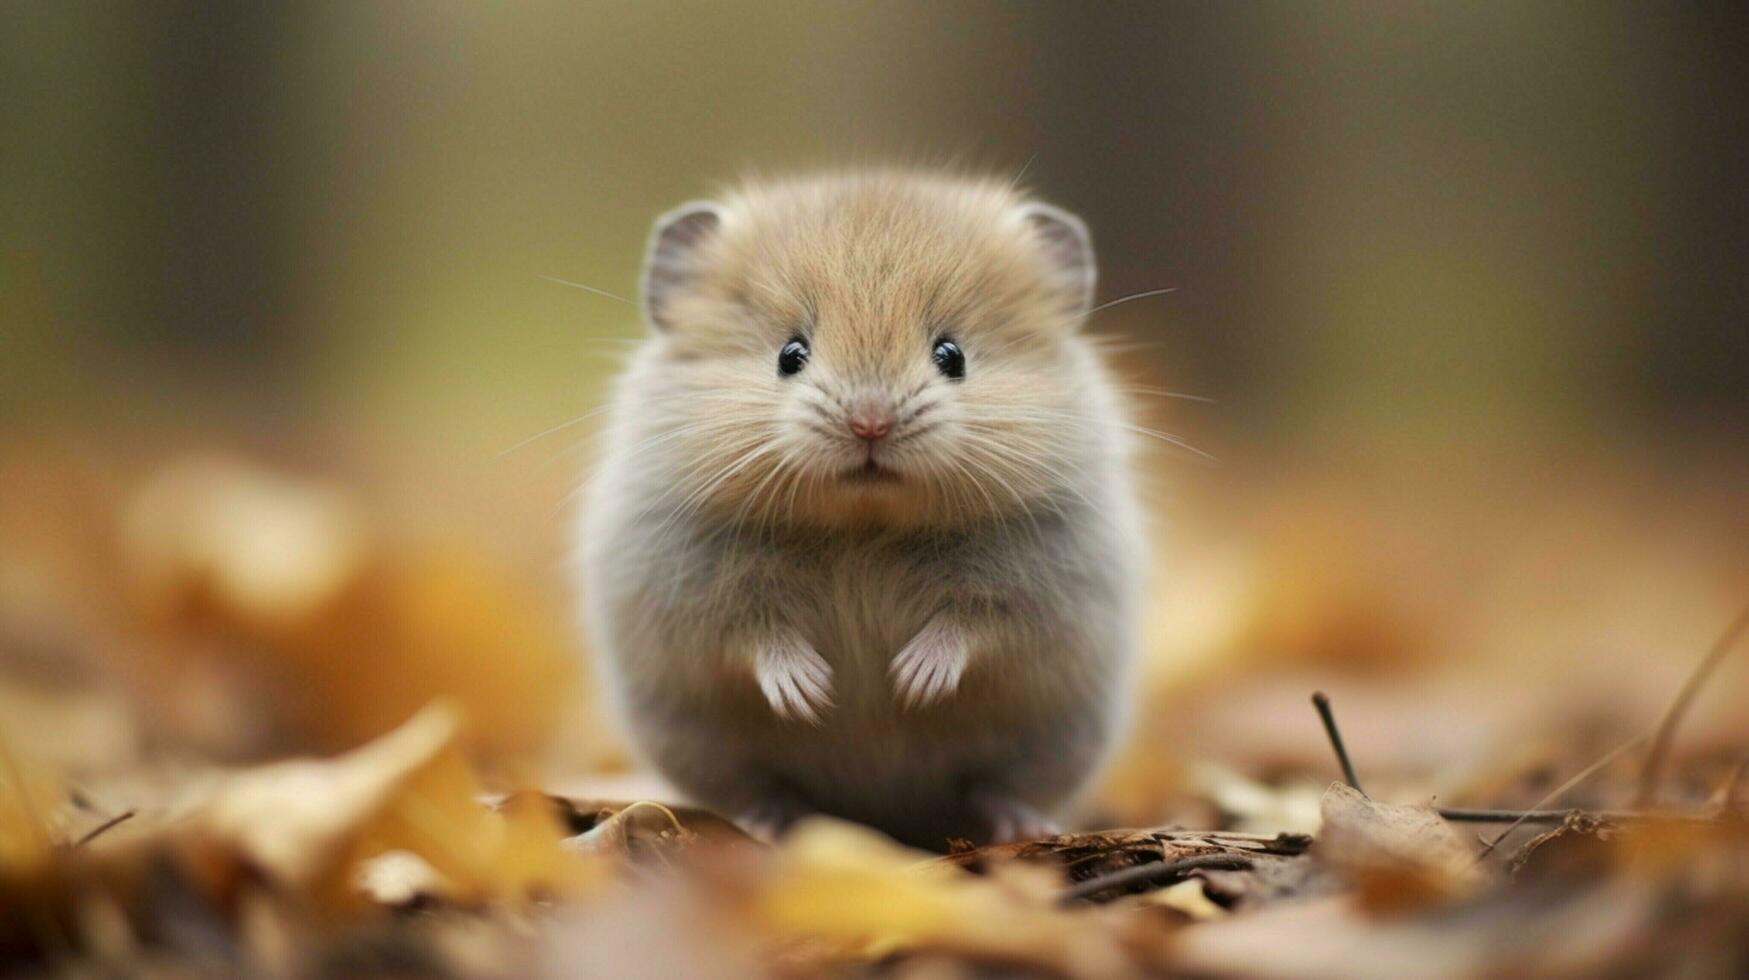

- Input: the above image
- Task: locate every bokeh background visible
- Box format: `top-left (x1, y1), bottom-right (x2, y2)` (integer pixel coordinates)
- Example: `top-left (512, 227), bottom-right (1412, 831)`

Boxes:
top-left (3, 2), bottom-right (1746, 824)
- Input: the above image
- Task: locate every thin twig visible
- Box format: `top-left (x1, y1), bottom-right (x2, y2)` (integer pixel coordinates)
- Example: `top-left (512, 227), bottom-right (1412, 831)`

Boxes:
top-left (1058, 854), bottom-right (1255, 905)
top-left (1474, 734), bottom-right (1647, 859)
top-left (1434, 806), bottom-right (1709, 825)
top-left (1635, 603), bottom-right (1749, 807)
top-left (1311, 691), bottom-right (1365, 795)
top-left (69, 809), bottom-right (135, 850)
top-left (1308, 692), bottom-right (1689, 832)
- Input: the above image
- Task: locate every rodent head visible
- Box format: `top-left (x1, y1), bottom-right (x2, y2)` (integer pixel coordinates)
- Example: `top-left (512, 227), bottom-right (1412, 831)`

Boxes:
top-left (620, 171), bottom-right (1119, 529)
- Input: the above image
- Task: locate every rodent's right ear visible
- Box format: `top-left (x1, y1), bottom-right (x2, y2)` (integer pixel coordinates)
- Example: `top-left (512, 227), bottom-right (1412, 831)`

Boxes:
top-left (642, 201), bottom-right (725, 331)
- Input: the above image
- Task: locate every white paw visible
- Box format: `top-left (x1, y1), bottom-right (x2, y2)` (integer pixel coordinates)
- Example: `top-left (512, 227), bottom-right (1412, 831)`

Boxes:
top-left (753, 633), bottom-right (834, 724)
top-left (890, 617), bottom-right (971, 710)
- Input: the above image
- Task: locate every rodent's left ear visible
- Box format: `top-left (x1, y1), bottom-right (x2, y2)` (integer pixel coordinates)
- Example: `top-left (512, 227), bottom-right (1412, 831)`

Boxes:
top-left (1018, 202), bottom-right (1096, 315)
top-left (643, 200), bottom-right (725, 331)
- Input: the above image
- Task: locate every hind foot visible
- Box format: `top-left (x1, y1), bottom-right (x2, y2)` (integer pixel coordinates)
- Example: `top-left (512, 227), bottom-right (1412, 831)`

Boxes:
top-left (970, 792), bottom-right (1061, 844)
top-left (737, 791), bottom-right (813, 843)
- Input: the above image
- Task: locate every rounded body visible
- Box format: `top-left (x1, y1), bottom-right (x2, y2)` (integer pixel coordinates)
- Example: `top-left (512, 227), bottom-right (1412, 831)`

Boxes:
top-left (582, 350), bottom-right (1144, 848)
top-left (576, 172), bottom-right (1149, 848)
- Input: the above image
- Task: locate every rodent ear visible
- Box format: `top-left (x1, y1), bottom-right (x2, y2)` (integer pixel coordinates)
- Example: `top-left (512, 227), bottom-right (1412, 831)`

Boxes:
top-left (1018, 202), bottom-right (1096, 316)
top-left (642, 201), bottom-right (724, 331)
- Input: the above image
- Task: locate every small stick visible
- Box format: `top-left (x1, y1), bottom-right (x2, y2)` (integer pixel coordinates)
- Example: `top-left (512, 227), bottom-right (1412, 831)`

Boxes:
top-left (1311, 691), bottom-right (1365, 795)
top-left (1435, 806), bottom-right (1711, 825)
top-left (1436, 808), bottom-right (1584, 824)
top-left (1309, 692), bottom-right (1686, 832)
top-left (1059, 854), bottom-right (1255, 905)
top-left (69, 809), bottom-right (135, 850)
top-left (1635, 603), bottom-right (1749, 807)
top-left (1474, 734), bottom-right (1646, 860)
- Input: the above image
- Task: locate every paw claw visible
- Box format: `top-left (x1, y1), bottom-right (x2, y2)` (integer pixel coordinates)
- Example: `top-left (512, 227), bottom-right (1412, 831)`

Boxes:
top-left (890, 617), bottom-right (970, 710)
top-left (754, 634), bottom-right (834, 724)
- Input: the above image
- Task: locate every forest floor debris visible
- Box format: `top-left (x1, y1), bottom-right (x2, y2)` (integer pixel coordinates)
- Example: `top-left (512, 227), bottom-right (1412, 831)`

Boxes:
top-left (2, 451), bottom-right (1746, 976)
top-left (5, 626), bottom-right (1747, 978)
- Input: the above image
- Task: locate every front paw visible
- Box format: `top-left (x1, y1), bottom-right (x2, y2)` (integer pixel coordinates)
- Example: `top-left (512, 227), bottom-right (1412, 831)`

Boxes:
top-left (753, 633), bottom-right (834, 725)
top-left (890, 616), bottom-right (971, 710)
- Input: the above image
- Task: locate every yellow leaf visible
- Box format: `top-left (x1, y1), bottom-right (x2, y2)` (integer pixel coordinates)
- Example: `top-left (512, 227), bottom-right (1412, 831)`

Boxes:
top-left (752, 819), bottom-right (1125, 975)
top-left (196, 702), bottom-right (604, 914)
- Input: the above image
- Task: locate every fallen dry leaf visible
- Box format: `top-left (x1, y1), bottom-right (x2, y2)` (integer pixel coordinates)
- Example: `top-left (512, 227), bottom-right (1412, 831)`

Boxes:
top-left (547, 795), bottom-right (758, 858)
top-left (194, 701), bottom-right (604, 913)
top-left (746, 818), bottom-right (1131, 976)
top-left (0, 736), bottom-right (62, 879)
top-left (1315, 782), bottom-right (1484, 911)
top-left (1, 700), bottom-right (607, 963)
top-left (120, 457), bottom-right (581, 759)
top-left (1143, 878), bottom-right (1229, 921)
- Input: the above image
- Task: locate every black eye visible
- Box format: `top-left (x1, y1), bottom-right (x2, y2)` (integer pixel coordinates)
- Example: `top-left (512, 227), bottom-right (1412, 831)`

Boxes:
top-left (932, 338), bottom-right (965, 380)
top-left (777, 337), bottom-right (810, 377)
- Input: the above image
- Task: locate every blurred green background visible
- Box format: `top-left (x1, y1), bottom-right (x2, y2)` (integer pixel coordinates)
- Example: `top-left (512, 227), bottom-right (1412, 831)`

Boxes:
top-left (7, 2), bottom-right (1745, 453)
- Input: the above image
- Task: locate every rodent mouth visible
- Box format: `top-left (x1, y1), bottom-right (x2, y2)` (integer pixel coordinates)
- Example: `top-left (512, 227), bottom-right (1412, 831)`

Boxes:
top-left (842, 458), bottom-right (901, 485)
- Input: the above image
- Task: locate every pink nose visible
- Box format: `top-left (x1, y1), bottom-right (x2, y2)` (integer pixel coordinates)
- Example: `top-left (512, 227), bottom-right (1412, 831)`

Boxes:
top-left (848, 409), bottom-right (893, 441)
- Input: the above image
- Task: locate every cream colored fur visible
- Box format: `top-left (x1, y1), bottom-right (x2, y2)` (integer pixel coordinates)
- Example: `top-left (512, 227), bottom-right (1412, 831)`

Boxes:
top-left (578, 171), bottom-right (1146, 849)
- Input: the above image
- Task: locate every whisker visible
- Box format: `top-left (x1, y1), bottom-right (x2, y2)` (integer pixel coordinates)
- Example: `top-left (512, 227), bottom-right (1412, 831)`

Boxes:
top-left (1086, 287), bottom-right (1178, 317)
top-left (540, 274), bottom-right (636, 307)
top-left (498, 405), bottom-right (615, 457)
top-left (1119, 386), bottom-right (1216, 404)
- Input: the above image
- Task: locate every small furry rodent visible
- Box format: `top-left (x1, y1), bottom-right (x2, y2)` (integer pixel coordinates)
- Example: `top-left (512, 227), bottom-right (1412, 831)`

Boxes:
top-left (579, 171), bottom-right (1146, 849)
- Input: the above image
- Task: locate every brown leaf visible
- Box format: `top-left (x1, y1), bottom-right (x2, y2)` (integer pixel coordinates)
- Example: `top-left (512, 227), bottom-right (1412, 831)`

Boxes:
top-left (191, 702), bottom-right (605, 914)
top-left (1316, 783), bottom-right (1484, 911)
top-left (121, 457), bottom-right (580, 758)
top-left (744, 818), bottom-right (1131, 976)
top-left (545, 795), bottom-right (757, 856)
